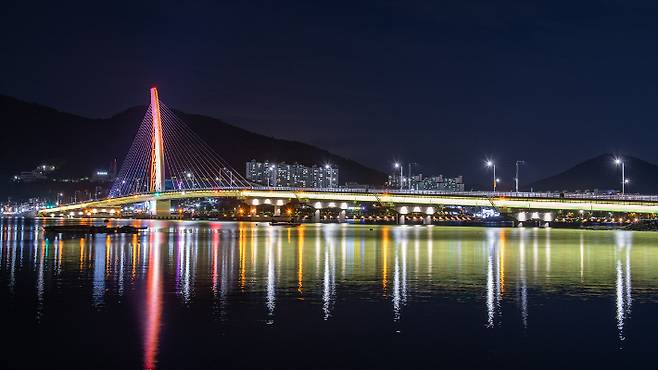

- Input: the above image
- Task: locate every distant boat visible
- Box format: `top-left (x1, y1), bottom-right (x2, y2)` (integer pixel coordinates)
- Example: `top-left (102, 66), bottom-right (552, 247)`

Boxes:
top-left (43, 225), bottom-right (147, 234)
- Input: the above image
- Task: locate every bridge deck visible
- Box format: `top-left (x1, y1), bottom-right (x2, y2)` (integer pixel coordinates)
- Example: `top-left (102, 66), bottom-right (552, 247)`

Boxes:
top-left (38, 188), bottom-right (658, 215)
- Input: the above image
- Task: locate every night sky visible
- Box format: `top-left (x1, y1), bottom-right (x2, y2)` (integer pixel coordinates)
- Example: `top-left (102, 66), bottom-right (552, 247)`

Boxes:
top-left (1, 0), bottom-right (656, 185)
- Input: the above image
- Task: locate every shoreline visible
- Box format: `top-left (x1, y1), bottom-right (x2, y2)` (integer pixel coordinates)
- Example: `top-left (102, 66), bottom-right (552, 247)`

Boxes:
top-left (9, 215), bottom-right (657, 231)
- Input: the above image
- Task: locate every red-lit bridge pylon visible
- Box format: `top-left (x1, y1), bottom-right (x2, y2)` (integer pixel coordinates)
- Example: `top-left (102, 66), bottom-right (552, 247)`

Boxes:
top-left (107, 88), bottom-right (251, 215)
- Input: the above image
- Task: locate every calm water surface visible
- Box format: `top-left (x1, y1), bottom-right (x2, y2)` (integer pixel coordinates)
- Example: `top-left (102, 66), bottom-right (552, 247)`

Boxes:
top-left (1, 218), bottom-right (657, 369)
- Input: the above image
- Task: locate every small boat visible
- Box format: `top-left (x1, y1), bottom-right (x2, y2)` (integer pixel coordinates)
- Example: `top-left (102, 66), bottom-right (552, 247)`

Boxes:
top-left (43, 225), bottom-right (147, 234)
top-left (270, 221), bottom-right (302, 227)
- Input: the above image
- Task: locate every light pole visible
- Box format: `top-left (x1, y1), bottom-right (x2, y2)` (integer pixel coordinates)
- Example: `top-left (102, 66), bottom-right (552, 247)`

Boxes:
top-left (266, 165), bottom-right (275, 187)
top-left (614, 158), bottom-right (626, 194)
top-left (515, 160), bottom-right (525, 193)
top-left (394, 162), bottom-right (403, 190)
top-left (325, 164), bottom-right (332, 188)
top-left (408, 163), bottom-right (411, 190)
top-left (407, 162), bottom-right (419, 190)
top-left (486, 160), bottom-right (496, 192)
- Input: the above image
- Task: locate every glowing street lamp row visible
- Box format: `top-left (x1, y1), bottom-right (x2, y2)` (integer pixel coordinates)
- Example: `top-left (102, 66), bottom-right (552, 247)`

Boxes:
top-left (393, 156), bottom-right (631, 194)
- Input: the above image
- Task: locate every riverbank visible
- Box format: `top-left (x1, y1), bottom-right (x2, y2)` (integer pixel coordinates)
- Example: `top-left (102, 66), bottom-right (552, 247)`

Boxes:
top-left (11, 215), bottom-right (658, 231)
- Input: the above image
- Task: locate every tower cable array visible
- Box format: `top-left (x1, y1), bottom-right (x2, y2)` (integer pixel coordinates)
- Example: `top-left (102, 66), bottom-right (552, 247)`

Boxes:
top-left (110, 97), bottom-right (250, 197)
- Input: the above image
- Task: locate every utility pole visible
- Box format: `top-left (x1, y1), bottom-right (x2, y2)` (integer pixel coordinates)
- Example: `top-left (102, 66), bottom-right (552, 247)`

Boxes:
top-left (408, 163), bottom-right (412, 190)
top-left (515, 160), bottom-right (525, 192)
top-left (622, 161), bottom-right (625, 195)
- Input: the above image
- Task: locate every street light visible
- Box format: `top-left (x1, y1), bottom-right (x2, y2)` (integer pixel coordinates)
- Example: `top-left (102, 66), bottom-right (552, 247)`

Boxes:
top-left (614, 157), bottom-right (626, 194)
top-left (486, 160), bottom-right (496, 192)
top-left (266, 165), bottom-right (275, 187)
top-left (394, 162), bottom-right (403, 190)
top-left (408, 163), bottom-right (412, 190)
top-left (325, 164), bottom-right (333, 188)
top-left (515, 160), bottom-right (525, 193)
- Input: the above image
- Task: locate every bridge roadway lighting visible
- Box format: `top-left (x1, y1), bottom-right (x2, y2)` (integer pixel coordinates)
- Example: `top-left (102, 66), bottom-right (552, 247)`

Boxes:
top-left (485, 160), bottom-right (496, 192)
top-left (614, 157), bottom-right (625, 194)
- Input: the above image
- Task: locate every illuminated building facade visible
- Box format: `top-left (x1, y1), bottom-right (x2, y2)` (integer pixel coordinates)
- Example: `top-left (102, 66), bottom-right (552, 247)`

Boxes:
top-left (246, 160), bottom-right (339, 188)
top-left (388, 173), bottom-right (465, 191)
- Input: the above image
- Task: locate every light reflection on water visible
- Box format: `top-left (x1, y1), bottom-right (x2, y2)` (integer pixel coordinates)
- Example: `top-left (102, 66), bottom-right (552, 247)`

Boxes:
top-left (1, 218), bottom-right (658, 369)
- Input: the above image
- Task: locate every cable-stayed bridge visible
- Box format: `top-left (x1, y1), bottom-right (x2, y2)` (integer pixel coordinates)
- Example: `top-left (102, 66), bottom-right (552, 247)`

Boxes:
top-left (38, 89), bottom-right (658, 220)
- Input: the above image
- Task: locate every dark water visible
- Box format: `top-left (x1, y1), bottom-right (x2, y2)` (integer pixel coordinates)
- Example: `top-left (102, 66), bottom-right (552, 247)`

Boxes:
top-left (1, 218), bottom-right (657, 369)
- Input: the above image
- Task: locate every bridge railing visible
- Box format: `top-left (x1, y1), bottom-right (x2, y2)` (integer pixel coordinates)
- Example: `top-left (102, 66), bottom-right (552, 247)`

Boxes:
top-left (114, 186), bottom-right (658, 201)
top-left (245, 186), bottom-right (658, 202)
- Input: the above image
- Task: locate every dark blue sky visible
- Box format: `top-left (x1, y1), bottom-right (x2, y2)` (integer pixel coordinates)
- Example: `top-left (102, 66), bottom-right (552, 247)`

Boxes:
top-left (2, 0), bottom-right (656, 186)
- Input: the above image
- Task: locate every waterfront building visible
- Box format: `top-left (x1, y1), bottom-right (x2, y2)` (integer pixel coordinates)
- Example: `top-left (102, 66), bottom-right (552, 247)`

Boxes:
top-left (246, 160), bottom-right (339, 188)
top-left (388, 173), bottom-right (464, 191)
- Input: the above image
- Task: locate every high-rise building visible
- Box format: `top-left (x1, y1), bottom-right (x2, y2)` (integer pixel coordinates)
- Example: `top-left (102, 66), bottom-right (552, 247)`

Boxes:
top-left (245, 160), bottom-right (339, 188)
top-left (387, 173), bottom-right (464, 191)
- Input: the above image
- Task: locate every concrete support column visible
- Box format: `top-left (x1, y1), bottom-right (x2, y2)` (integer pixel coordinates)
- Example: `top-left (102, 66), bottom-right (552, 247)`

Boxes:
top-left (148, 199), bottom-right (171, 217)
top-left (313, 209), bottom-right (321, 223)
top-left (274, 205), bottom-right (281, 216)
top-left (338, 210), bottom-right (346, 223)
top-left (423, 215), bottom-right (432, 225)
top-left (397, 206), bottom-right (408, 225)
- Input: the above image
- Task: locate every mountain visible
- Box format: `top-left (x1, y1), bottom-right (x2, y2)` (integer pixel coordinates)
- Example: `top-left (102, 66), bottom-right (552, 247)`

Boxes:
top-left (0, 95), bottom-right (386, 197)
top-left (527, 154), bottom-right (658, 194)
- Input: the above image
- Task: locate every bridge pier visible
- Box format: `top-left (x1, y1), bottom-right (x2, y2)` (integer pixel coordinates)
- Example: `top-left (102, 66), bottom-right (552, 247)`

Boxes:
top-left (397, 206), bottom-right (409, 225)
top-left (423, 215), bottom-right (432, 225)
top-left (516, 211), bottom-right (554, 227)
top-left (274, 205), bottom-right (281, 216)
top-left (424, 206), bottom-right (435, 225)
top-left (339, 209), bottom-right (346, 223)
top-left (313, 209), bottom-right (321, 223)
top-left (148, 199), bottom-right (171, 217)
